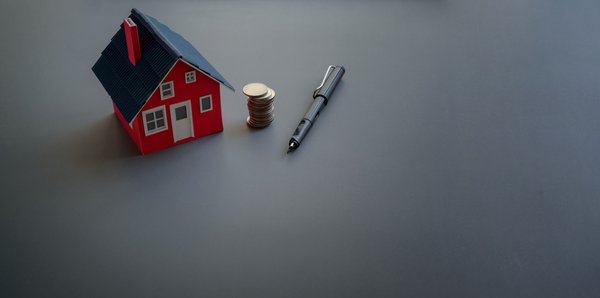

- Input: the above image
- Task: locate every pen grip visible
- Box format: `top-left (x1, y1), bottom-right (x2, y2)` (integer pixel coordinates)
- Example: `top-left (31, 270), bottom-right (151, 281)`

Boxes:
top-left (291, 119), bottom-right (312, 145)
top-left (291, 97), bottom-right (325, 144)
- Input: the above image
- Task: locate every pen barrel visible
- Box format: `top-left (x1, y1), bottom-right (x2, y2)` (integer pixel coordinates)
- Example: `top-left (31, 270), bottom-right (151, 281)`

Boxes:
top-left (291, 97), bottom-right (324, 143)
top-left (313, 65), bottom-right (346, 104)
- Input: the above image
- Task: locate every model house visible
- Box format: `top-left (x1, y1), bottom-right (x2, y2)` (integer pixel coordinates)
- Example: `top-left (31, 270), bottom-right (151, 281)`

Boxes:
top-left (92, 8), bottom-right (234, 154)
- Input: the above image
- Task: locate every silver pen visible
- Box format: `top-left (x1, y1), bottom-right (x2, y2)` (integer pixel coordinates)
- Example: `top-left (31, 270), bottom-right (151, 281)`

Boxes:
top-left (287, 65), bottom-right (346, 152)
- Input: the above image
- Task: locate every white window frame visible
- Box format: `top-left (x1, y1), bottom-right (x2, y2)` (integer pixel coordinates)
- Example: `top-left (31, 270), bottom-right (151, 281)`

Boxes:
top-left (160, 81), bottom-right (175, 100)
top-left (200, 95), bottom-right (213, 113)
top-left (142, 106), bottom-right (168, 136)
top-left (185, 71), bottom-right (196, 84)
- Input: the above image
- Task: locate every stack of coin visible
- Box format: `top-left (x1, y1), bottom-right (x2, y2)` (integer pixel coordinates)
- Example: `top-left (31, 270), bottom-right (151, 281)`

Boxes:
top-left (242, 82), bottom-right (276, 128)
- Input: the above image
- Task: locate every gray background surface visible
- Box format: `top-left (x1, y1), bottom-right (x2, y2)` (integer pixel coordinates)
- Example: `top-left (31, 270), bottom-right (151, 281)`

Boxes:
top-left (2, 0), bottom-right (600, 297)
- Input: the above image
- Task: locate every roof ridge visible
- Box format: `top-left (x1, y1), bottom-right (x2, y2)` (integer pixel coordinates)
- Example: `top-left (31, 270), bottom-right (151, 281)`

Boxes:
top-left (129, 8), bottom-right (234, 92)
top-left (131, 8), bottom-right (182, 59)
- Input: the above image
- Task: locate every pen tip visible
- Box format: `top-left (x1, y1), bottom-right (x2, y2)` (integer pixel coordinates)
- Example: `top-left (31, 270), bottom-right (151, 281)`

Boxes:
top-left (287, 141), bottom-right (298, 153)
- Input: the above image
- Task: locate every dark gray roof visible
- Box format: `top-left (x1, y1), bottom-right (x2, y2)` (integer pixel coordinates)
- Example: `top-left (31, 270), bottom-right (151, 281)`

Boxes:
top-left (92, 8), bottom-right (234, 123)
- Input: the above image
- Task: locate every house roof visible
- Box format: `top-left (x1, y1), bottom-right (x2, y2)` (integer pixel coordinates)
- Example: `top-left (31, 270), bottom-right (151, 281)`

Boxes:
top-left (92, 8), bottom-right (234, 123)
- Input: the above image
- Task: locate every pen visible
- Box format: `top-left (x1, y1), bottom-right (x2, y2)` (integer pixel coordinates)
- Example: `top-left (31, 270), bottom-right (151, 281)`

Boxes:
top-left (287, 65), bottom-right (346, 153)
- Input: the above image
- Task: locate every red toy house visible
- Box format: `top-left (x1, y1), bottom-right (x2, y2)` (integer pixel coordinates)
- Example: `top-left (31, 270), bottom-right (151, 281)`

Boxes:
top-left (92, 8), bottom-right (234, 154)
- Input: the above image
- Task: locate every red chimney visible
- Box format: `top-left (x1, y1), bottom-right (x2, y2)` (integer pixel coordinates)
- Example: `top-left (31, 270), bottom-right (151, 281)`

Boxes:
top-left (123, 18), bottom-right (141, 65)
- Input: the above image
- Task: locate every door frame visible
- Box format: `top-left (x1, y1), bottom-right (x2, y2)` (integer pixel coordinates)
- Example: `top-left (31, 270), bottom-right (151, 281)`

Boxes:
top-left (170, 100), bottom-right (194, 142)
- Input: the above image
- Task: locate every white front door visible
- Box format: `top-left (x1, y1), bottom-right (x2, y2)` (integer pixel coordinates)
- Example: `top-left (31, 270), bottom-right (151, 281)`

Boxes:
top-left (170, 101), bottom-right (193, 142)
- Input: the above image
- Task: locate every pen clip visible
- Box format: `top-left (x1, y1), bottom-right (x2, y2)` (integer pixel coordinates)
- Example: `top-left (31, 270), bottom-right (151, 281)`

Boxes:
top-left (313, 65), bottom-right (336, 98)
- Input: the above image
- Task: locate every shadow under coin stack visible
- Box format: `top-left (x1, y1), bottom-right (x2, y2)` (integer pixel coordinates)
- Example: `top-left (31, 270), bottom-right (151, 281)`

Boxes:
top-left (243, 83), bottom-right (276, 128)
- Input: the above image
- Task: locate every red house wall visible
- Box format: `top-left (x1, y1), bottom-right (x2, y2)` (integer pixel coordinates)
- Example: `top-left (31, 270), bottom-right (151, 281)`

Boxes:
top-left (114, 59), bottom-right (223, 155)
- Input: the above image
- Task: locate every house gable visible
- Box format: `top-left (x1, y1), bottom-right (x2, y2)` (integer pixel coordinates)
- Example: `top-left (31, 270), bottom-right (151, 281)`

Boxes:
top-left (127, 59), bottom-right (222, 154)
top-left (139, 59), bottom-right (220, 114)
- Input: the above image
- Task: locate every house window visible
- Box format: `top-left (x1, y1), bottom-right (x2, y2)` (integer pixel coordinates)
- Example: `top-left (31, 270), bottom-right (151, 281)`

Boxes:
top-left (200, 95), bottom-right (212, 112)
top-left (185, 71), bottom-right (196, 84)
top-left (143, 106), bottom-right (168, 135)
top-left (175, 105), bottom-right (187, 120)
top-left (160, 81), bottom-right (174, 99)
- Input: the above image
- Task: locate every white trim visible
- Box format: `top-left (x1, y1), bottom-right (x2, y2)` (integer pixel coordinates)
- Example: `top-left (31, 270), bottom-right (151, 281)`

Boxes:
top-left (199, 95), bottom-right (213, 113)
top-left (185, 71), bottom-right (196, 84)
top-left (142, 106), bottom-right (168, 136)
top-left (160, 81), bottom-right (175, 100)
top-left (128, 59), bottom-right (209, 125)
top-left (180, 59), bottom-right (226, 88)
top-left (125, 17), bottom-right (136, 27)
